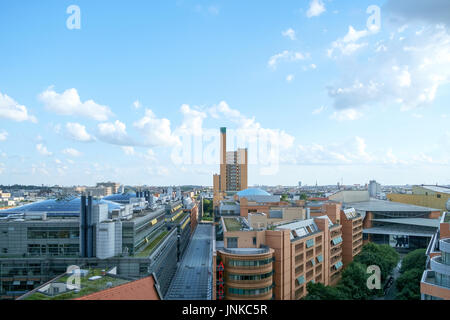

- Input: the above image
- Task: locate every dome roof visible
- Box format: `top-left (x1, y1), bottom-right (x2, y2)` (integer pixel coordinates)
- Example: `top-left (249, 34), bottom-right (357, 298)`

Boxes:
top-left (0, 197), bottom-right (122, 217)
top-left (236, 188), bottom-right (271, 197)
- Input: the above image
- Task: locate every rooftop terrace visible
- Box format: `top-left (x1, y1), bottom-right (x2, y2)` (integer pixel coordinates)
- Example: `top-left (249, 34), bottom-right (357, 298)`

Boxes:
top-left (22, 269), bottom-right (130, 300)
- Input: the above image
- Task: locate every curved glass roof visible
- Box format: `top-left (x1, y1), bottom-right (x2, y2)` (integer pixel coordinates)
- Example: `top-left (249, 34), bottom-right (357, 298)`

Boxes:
top-left (102, 192), bottom-right (137, 203)
top-left (236, 188), bottom-right (271, 197)
top-left (0, 197), bottom-right (122, 217)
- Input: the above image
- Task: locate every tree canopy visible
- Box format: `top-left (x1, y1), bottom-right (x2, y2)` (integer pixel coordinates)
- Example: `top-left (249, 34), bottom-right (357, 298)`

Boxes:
top-left (304, 243), bottom-right (399, 300)
top-left (395, 249), bottom-right (427, 300)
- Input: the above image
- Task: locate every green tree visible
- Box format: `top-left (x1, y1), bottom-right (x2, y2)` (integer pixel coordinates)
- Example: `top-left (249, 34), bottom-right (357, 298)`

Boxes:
top-left (395, 268), bottom-right (423, 300)
top-left (354, 243), bottom-right (399, 282)
top-left (400, 249), bottom-right (427, 273)
top-left (304, 282), bottom-right (348, 300)
top-left (203, 199), bottom-right (213, 216)
top-left (337, 262), bottom-right (375, 300)
top-left (281, 194), bottom-right (289, 201)
top-left (300, 194), bottom-right (308, 200)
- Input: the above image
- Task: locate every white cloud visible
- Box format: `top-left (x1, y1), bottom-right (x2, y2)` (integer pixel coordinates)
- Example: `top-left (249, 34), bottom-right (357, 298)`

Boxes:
top-left (176, 104), bottom-right (207, 136)
top-left (268, 50), bottom-right (307, 69)
top-left (97, 120), bottom-right (132, 146)
top-left (282, 28), bottom-right (296, 40)
top-left (39, 87), bottom-right (113, 121)
top-left (328, 25), bottom-right (450, 111)
top-left (62, 148), bottom-right (82, 157)
top-left (66, 122), bottom-right (95, 142)
top-left (330, 109), bottom-right (364, 121)
top-left (286, 74), bottom-right (295, 83)
top-left (36, 144), bottom-right (52, 156)
top-left (0, 92), bottom-right (37, 122)
top-left (134, 109), bottom-right (180, 147)
top-left (208, 101), bottom-right (295, 151)
top-left (121, 146), bottom-right (135, 156)
top-left (307, 0), bottom-right (326, 18)
top-left (0, 130), bottom-right (8, 141)
top-left (328, 26), bottom-right (371, 57)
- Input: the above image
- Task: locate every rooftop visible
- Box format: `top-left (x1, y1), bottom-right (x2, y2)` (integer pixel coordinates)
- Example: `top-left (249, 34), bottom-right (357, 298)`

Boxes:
top-left (236, 188), bottom-right (271, 197)
top-left (223, 217), bottom-right (245, 232)
top-left (75, 275), bottom-right (161, 300)
top-left (22, 269), bottom-right (132, 300)
top-left (419, 185), bottom-right (450, 195)
top-left (165, 224), bottom-right (213, 300)
top-left (372, 218), bottom-right (441, 228)
top-left (0, 197), bottom-right (122, 217)
top-left (135, 230), bottom-right (169, 257)
top-left (347, 199), bottom-right (441, 212)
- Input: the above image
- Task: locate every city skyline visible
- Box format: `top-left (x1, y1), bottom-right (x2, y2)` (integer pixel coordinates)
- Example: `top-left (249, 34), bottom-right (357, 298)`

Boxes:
top-left (1, 0), bottom-right (450, 187)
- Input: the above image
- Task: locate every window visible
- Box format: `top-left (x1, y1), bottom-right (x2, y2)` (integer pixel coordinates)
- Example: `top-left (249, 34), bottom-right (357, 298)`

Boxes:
top-left (306, 239), bottom-right (315, 248)
top-left (437, 194), bottom-right (441, 198)
top-left (317, 255), bottom-right (323, 263)
top-left (296, 275), bottom-right (305, 285)
top-left (228, 272), bottom-right (273, 281)
top-left (229, 258), bottom-right (273, 267)
top-left (253, 237), bottom-right (257, 246)
top-left (228, 285), bottom-right (272, 296)
top-left (227, 237), bottom-right (238, 248)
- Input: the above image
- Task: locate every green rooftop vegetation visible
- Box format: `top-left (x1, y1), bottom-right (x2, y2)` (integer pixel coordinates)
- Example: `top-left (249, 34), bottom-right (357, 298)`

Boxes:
top-left (135, 230), bottom-right (169, 257)
top-left (223, 218), bottom-right (242, 232)
top-left (173, 211), bottom-right (188, 224)
top-left (24, 269), bottom-right (128, 300)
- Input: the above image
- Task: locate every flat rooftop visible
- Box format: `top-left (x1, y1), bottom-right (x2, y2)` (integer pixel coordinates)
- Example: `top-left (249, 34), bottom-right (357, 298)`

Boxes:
top-left (372, 218), bottom-right (441, 228)
top-left (347, 199), bottom-right (441, 212)
top-left (223, 217), bottom-right (244, 231)
top-left (419, 185), bottom-right (450, 194)
top-left (21, 269), bottom-right (132, 300)
top-left (165, 224), bottom-right (213, 300)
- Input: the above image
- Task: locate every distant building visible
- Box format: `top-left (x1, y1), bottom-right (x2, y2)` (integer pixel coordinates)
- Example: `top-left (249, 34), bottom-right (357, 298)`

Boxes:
top-left (213, 127), bottom-right (248, 207)
top-left (388, 185), bottom-right (450, 212)
top-left (368, 180), bottom-right (381, 198)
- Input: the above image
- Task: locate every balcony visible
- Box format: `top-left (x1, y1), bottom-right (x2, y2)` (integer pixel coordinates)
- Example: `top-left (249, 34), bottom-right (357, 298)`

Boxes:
top-left (440, 238), bottom-right (450, 254)
top-left (430, 256), bottom-right (450, 276)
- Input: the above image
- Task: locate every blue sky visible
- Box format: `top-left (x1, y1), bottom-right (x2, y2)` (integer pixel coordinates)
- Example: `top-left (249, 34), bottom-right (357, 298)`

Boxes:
top-left (1, 0), bottom-right (450, 187)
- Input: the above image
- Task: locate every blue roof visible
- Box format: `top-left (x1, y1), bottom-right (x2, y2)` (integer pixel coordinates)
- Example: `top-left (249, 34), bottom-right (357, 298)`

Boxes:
top-left (236, 188), bottom-right (271, 197)
top-left (0, 197), bottom-right (122, 217)
top-left (102, 192), bottom-right (136, 203)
